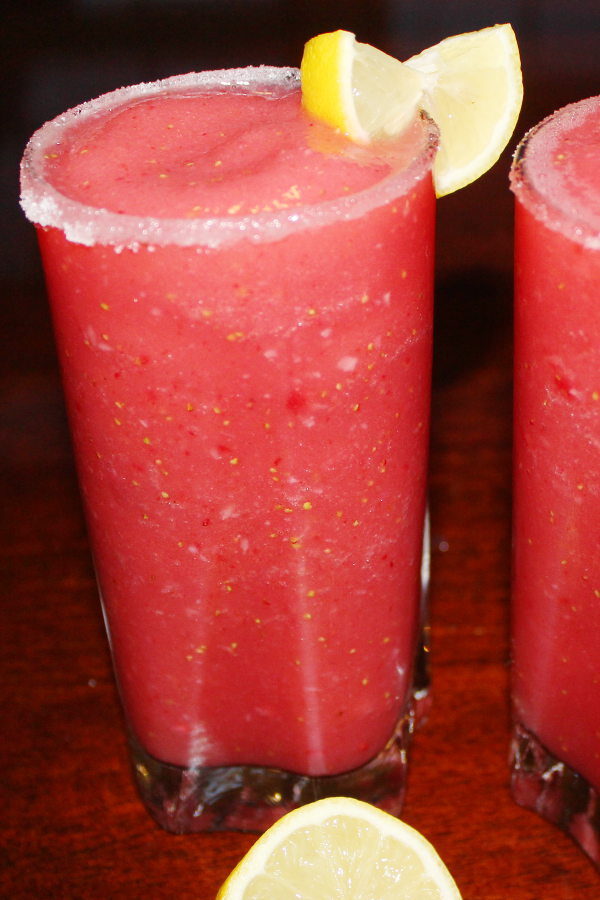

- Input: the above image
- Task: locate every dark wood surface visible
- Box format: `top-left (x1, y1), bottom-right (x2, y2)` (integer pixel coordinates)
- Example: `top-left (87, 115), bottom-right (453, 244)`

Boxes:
top-left (2, 4), bottom-right (599, 897)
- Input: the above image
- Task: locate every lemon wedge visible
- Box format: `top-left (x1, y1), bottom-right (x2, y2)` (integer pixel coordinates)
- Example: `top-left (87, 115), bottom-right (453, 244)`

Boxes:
top-left (405, 24), bottom-right (523, 195)
top-left (216, 796), bottom-right (462, 899)
top-left (300, 29), bottom-right (423, 145)
top-left (300, 24), bottom-right (523, 197)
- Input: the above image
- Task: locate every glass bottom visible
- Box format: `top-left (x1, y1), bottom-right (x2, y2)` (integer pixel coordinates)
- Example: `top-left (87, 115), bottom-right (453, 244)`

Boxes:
top-left (131, 700), bottom-right (421, 833)
top-left (510, 721), bottom-right (600, 868)
top-left (130, 513), bottom-right (431, 833)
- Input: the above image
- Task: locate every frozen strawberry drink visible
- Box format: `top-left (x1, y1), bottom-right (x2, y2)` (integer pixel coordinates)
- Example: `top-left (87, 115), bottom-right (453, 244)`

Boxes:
top-left (510, 96), bottom-right (600, 866)
top-left (21, 68), bottom-right (437, 831)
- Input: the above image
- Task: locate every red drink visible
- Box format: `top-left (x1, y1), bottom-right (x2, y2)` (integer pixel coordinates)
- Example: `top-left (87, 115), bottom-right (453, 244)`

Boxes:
top-left (21, 68), bottom-right (437, 831)
top-left (510, 96), bottom-right (600, 866)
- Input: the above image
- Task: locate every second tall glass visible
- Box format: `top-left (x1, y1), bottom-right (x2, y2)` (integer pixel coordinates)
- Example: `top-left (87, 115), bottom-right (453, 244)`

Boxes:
top-left (510, 96), bottom-right (600, 867)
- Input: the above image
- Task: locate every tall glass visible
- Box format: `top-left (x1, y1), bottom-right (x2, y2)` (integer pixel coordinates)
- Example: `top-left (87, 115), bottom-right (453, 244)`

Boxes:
top-left (510, 96), bottom-right (600, 866)
top-left (20, 68), bottom-right (438, 832)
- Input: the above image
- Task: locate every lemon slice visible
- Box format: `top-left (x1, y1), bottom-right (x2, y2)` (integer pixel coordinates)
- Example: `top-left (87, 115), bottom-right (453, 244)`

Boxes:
top-left (300, 25), bottom-right (523, 197)
top-left (405, 24), bottom-right (523, 196)
top-left (300, 29), bottom-right (424, 144)
top-left (216, 797), bottom-right (462, 899)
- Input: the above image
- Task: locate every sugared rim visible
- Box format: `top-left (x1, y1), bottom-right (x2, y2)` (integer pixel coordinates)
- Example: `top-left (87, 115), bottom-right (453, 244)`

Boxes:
top-left (509, 95), bottom-right (600, 250)
top-left (20, 67), bottom-right (439, 250)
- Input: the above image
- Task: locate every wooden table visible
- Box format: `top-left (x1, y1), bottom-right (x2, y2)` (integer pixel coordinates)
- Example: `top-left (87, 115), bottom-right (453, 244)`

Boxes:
top-left (3, 19), bottom-right (599, 899)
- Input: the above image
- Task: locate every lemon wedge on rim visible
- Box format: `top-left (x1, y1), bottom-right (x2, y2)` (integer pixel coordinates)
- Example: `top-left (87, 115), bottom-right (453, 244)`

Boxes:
top-left (300, 29), bottom-right (424, 144)
top-left (300, 24), bottom-right (523, 197)
top-left (216, 796), bottom-right (462, 899)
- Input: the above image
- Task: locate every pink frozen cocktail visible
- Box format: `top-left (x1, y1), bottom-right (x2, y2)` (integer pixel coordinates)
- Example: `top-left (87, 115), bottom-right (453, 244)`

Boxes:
top-left (20, 68), bottom-right (437, 831)
top-left (510, 96), bottom-right (600, 866)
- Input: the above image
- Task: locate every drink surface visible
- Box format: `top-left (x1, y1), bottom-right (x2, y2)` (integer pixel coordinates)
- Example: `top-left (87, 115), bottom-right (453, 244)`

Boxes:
top-left (22, 70), bottom-right (437, 776)
top-left (22, 68), bottom-right (434, 248)
top-left (511, 96), bottom-right (600, 790)
top-left (510, 94), bottom-right (600, 245)
top-left (42, 82), bottom-right (417, 218)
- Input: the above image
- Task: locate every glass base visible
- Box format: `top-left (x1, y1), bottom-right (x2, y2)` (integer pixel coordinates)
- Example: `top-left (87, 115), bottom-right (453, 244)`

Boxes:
top-left (510, 722), bottom-right (600, 868)
top-left (131, 513), bottom-right (432, 833)
top-left (131, 705), bottom-right (419, 833)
